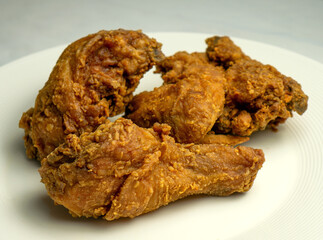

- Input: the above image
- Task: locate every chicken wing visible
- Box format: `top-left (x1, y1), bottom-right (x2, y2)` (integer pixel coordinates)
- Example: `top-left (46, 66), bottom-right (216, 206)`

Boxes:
top-left (126, 51), bottom-right (226, 143)
top-left (39, 118), bottom-right (264, 220)
top-left (127, 36), bottom-right (308, 139)
top-left (19, 29), bottom-right (164, 160)
top-left (206, 36), bottom-right (308, 136)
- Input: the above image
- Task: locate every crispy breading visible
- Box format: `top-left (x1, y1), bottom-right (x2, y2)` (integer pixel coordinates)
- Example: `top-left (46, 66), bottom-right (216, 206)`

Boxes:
top-left (126, 36), bottom-right (308, 139)
top-left (126, 51), bottom-right (226, 143)
top-left (206, 36), bottom-right (308, 135)
top-left (19, 29), bottom-right (164, 160)
top-left (39, 118), bottom-right (264, 220)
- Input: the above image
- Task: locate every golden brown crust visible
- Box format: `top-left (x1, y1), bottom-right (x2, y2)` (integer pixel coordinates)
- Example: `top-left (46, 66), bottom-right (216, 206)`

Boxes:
top-left (23, 32), bottom-right (310, 222)
top-left (205, 36), bottom-right (247, 68)
top-left (198, 132), bottom-right (249, 145)
top-left (39, 118), bottom-right (264, 220)
top-left (206, 36), bottom-right (308, 136)
top-left (205, 36), bottom-right (308, 135)
top-left (19, 29), bottom-right (164, 160)
top-left (126, 51), bottom-right (226, 143)
top-left (127, 35), bottom-right (308, 140)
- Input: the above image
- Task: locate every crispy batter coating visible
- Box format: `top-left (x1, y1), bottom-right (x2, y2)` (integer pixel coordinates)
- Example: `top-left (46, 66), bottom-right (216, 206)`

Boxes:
top-left (206, 36), bottom-right (308, 136)
top-left (206, 36), bottom-right (246, 68)
top-left (39, 118), bottom-right (264, 220)
top-left (126, 51), bottom-right (226, 143)
top-left (127, 36), bottom-right (308, 139)
top-left (199, 132), bottom-right (249, 145)
top-left (19, 29), bottom-right (164, 160)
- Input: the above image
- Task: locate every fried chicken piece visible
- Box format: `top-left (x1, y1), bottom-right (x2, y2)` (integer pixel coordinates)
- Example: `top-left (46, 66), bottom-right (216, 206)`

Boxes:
top-left (19, 29), bottom-right (164, 160)
top-left (199, 132), bottom-right (249, 145)
top-left (126, 51), bottom-right (226, 143)
top-left (205, 36), bottom-right (309, 136)
top-left (39, 118), bottom-right (264, 220)
top-left (206, 36), bottom-right (247, 68)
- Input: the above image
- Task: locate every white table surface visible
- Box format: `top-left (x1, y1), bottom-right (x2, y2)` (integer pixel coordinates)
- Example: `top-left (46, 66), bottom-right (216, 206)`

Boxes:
top-left (1, 0), bottom-right (323, 66)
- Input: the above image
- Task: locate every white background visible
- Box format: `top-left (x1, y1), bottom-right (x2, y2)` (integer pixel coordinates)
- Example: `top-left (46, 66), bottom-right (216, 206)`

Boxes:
top-left (1, 0), bottom-right (323, 66)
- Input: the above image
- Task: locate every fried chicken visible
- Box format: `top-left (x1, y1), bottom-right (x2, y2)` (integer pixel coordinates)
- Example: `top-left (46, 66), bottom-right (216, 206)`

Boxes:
top-left (127, 36), bottom-right (308, 140)
top-left (19, 29), bottom-right (164, 160)
top-left (206, 36), bottom-right (308, 136)
top-left (199, 132), bottom-right (249, 145)
top-left (39, 118), bottom-right (264, 220)
top-left (126, 51), bottom-right (226, 143)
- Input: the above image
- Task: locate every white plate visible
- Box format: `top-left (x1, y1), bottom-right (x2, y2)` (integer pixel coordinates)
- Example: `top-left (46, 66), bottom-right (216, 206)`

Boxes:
top-left (0, 32), bottom-right (322, 240)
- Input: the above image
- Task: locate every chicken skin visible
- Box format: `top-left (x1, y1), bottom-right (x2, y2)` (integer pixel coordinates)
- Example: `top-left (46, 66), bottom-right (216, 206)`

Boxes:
top-left (126, 51), bottom-right (226, 143)
top-left (127, 36), bottom-right (308, 139)
top-left (206, 36), bottom-right (308, 136)
top-left (39, 118), bottom-right (264, 220)
top-left (19, 29), bottom-right (164, 160)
